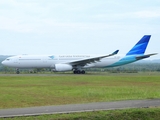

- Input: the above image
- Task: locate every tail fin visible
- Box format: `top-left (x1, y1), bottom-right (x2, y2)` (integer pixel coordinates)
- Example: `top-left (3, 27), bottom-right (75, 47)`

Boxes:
top-left (126, 35), bottom-right (151, 56)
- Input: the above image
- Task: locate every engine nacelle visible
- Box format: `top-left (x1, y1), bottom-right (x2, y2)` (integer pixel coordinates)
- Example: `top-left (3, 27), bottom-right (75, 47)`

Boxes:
top-left (54, 64), bottom-right (73, 72)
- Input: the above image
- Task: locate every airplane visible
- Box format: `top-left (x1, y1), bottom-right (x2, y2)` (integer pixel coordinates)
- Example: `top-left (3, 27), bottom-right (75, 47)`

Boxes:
top-left (1, 35), bottom-right (157, 74)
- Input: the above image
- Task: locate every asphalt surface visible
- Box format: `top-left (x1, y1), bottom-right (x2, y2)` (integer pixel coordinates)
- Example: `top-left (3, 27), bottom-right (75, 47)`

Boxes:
top-left (0, 99), bottom-right (160, 118)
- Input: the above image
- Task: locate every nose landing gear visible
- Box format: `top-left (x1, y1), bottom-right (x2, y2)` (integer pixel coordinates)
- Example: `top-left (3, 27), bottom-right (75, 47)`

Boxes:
top-left (16, 68), bottom-right (20, 74)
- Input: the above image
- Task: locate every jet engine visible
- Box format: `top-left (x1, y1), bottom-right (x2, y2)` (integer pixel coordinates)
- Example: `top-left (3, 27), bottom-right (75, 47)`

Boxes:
top-left (54, 64), bottom-right (73, 71)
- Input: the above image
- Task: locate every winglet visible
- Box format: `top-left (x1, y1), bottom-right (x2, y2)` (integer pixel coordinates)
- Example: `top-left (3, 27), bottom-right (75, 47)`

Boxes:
top-left (112, 50), bottom-right (119, 55)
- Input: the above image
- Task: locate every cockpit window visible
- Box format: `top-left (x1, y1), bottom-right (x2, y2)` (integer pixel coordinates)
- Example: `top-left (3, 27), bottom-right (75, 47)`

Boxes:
top-left (6, 59), bottom-right (10, 61)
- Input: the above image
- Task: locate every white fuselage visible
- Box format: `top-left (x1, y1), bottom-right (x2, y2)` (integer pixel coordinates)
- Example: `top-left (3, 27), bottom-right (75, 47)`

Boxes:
top-left (2, 54), bottom-right (122, 69)
top-left (1, 35), bottom-right (156, 73)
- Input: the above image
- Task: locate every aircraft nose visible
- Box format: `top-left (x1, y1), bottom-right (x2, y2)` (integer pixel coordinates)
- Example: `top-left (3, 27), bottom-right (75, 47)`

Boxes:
top-left (1, 61), bottom-right (6, 65)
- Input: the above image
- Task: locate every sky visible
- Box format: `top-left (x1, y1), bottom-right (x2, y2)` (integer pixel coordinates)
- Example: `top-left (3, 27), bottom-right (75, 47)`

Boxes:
top-left (0, 0), bottom-right (160, 59)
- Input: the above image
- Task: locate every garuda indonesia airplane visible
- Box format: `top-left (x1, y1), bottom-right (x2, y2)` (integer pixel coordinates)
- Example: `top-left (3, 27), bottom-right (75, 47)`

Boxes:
top-left (2, 35), bottom-right (157, 74)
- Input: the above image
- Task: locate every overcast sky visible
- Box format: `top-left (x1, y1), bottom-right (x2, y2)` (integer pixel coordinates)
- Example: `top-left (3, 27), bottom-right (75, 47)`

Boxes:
top-left (0, 0), bottom-right (159, 59)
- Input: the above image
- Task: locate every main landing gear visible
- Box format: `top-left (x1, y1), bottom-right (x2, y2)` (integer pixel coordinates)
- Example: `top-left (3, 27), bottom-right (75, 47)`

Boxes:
top-left (73, 70), bottom-right (85, 74)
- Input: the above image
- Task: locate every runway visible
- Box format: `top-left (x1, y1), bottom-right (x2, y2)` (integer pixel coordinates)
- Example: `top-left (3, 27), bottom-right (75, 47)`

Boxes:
top-left (0, 99), bottom-right (160, 118)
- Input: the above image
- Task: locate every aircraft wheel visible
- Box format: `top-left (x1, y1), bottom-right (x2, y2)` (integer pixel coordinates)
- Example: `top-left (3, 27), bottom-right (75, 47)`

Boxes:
top-left (16, 68), bottom-right (20, 74)
top-left (77, 70), bottom-right (81, 74)
top-left (81, 70), bottom-right (85, 74)
top-left (16, 70), bottom-right (20, 74)
top-left (73, 70), bottom-right (85, 74)
top-left (73, 70), bottom-right (77, 74)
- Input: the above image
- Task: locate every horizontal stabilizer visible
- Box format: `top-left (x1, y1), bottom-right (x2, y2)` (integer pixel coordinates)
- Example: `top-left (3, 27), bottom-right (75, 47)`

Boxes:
top-left (136, 53), bottom-right (158, 60)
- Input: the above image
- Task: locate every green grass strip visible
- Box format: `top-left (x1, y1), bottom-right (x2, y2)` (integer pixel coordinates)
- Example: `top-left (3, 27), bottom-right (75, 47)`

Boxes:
top-left (1, 108), bottom-right (160, 120)
top-left (0, 75), bottom-right (160, 109)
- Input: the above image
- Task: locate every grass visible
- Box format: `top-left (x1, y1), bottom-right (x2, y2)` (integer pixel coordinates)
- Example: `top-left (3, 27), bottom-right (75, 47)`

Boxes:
top-left (0, 73), bottom-right (160, 109)
top-left (1, 107), bottom-right (160, 120)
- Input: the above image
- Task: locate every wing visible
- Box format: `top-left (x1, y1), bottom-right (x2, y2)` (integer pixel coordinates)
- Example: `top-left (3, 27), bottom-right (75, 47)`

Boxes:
top-left (65, 50), bottom-right (119, 66)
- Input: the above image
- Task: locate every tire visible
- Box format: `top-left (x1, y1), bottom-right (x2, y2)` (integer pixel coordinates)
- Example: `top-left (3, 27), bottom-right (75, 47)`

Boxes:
top-left (77, 70), bottom-right (81, 74)
top-left (81, 70), bottom-right (85, 74)
top-left (73, 70), bottom-right (77, 74)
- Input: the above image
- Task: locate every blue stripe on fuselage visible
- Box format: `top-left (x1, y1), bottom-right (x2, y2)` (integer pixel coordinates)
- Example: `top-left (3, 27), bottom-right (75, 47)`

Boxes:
top-left (106, 55), bottom-right (137, 67)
